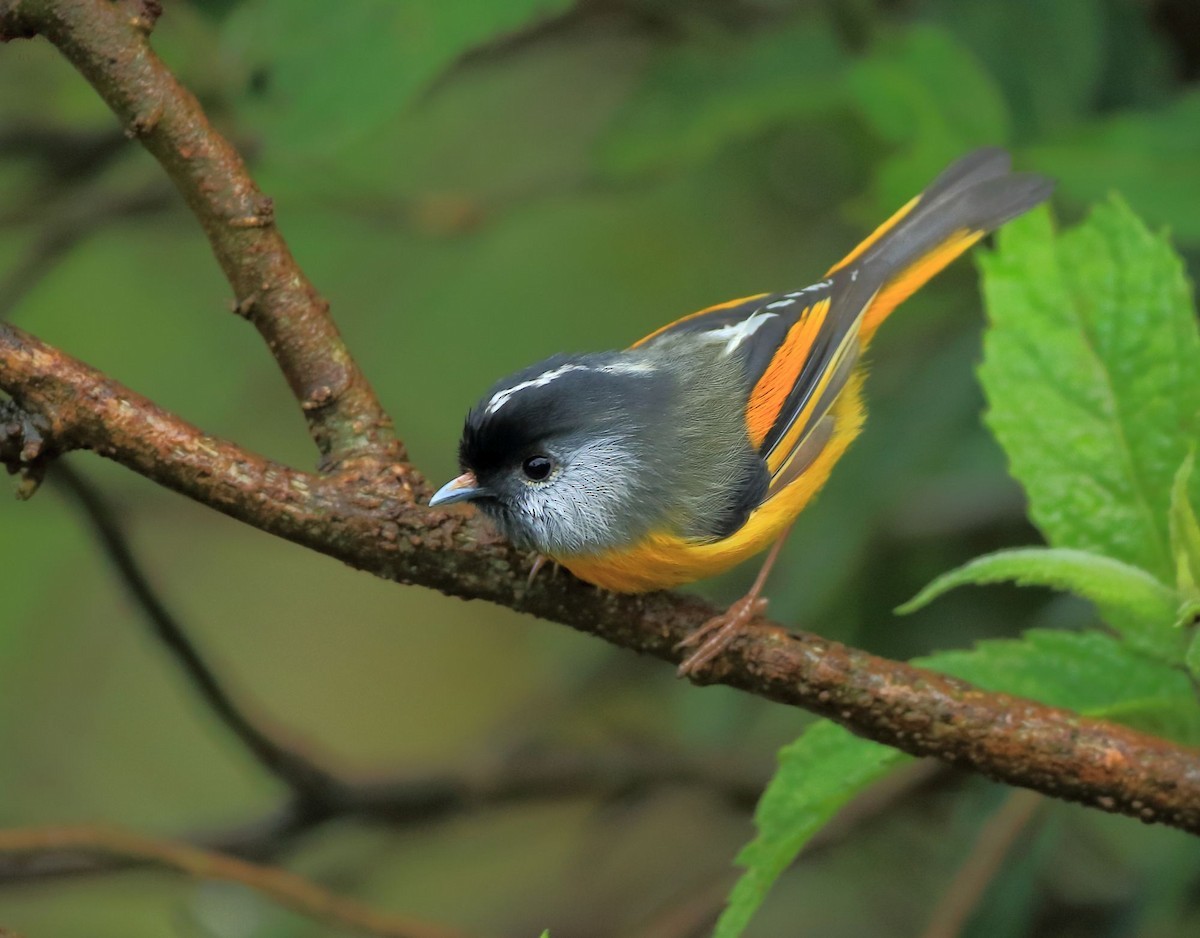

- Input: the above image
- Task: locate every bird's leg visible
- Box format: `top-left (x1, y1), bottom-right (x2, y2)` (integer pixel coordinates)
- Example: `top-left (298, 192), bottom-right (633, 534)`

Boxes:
top-left (527, 554), bottom-right (559, 585)
top-left (675, 526), bottom-right (793, 678)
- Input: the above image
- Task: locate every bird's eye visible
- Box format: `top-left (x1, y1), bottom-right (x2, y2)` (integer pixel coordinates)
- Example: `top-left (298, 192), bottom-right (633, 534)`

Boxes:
top-left (522, 455), bottom-right (553, 481)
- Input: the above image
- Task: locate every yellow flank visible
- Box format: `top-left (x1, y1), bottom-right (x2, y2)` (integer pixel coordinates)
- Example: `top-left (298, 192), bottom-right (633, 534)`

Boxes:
top-left (557, 372), bottom-right (866, 592)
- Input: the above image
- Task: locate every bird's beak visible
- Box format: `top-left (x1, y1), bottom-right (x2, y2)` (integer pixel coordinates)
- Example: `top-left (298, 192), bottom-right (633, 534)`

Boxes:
top-left (429, 471), bottom-right (487, 507)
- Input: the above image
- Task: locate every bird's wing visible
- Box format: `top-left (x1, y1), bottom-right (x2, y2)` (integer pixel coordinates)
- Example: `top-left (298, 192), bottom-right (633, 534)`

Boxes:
top-left (632, 280), bottom-right (864, 499)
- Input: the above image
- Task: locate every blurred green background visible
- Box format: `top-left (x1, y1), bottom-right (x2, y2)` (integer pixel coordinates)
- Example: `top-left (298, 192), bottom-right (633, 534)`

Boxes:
top-left (2, 0), bottom-right (1200, 935)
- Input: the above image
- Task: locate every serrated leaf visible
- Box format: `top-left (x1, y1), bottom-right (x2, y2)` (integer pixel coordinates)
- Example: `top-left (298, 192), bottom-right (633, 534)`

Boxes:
top-left (848, 24), bottom-right (1010, 207)
top-left (716, 628), bottom-right (1200, 937)
top-left (898, 548), bottom-right (1179, 636)
top-left (978, 200), bottom-right (1200, 635)
top-left (1169, 451), bottom-right (1200, 597)
top-left (713, 722), bottom-right (905, 938)
top-left (598, 18), bottom-right (845, 177)
top-left (924, 629), bottom-right (1200, 742)
top-left (222, 0), bottom-right (574, 160)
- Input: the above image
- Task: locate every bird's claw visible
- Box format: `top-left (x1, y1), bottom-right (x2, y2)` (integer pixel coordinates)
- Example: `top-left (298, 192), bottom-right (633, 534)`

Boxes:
top-left (675, 595), bottom-right (769, 678)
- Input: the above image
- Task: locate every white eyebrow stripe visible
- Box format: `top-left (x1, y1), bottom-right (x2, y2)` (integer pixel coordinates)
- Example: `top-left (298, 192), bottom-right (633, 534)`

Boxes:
top-left (702, 310), bottom-right (778, 356)
top-left (485, 363), bottom-right (589, 415)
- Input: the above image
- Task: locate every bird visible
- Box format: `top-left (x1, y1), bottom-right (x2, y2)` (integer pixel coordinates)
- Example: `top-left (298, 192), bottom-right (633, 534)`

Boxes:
top-left (430, 148), bottom-right (1053, 676)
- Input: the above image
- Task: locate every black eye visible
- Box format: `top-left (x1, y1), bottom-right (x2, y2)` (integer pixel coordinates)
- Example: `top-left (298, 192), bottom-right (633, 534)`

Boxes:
top-left (522, 455), bottom-right (553, 481)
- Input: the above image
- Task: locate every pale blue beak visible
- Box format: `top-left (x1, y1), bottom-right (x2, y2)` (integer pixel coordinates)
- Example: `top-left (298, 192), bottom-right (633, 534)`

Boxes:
top-left (429, 471), bottom-right (487, 507)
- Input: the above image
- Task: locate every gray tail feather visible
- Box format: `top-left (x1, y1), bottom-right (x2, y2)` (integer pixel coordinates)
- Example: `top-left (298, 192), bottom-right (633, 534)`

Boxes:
top-left (846, 148), bottom-right (1055, 283)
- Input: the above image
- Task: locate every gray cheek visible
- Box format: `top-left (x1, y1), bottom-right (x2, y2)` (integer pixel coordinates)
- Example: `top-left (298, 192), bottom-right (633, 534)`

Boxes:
top-left (517, 468), bottom-right (647, 556)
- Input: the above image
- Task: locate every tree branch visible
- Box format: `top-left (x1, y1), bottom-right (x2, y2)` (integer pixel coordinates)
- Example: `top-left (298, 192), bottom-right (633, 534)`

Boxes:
top-left (50, 461), bottom-right (347, 809)
top-left (920, 790), bottom-right (1044, 938)
top-left (0, 746), bottom-right (764, 885)
top-left (3, 319), bottom-right (1200, 836)
top-left (0, 0), bottom-right (400, 468)
top-left (0, 825), bottom-right (472, 938)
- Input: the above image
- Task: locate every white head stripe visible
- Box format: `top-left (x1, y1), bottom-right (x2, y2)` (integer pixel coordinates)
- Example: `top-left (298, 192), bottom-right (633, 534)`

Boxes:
top-left (486, 364), bottom-right (588, 415)
top-left (484, 360), bottom-right (654, 415)
top-left (703, 310), bottom-right (777, 356)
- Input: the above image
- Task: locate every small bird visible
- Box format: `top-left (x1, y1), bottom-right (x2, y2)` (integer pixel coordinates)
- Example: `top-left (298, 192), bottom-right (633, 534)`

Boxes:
top-left (431, 149), bottom-right (1053, 676)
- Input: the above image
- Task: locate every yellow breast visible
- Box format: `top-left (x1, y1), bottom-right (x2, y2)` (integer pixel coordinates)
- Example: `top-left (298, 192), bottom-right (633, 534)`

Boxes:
top-left (556, 376), bottom-right (865, 593)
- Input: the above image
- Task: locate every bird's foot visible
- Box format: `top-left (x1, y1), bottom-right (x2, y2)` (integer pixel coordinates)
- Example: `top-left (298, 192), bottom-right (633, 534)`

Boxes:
top-left (674, 594), bottom-right (769, 678)
top-left (527, 554), bottom-right (559, 586)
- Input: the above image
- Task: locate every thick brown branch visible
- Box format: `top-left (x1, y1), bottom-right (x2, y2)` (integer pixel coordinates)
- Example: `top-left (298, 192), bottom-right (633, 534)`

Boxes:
top-left (0, 825), bottom-right (471, 938)
top-left (0, 0), bottom-right (400, 467)
top-left (3, 320), bottom-right (1200, 837)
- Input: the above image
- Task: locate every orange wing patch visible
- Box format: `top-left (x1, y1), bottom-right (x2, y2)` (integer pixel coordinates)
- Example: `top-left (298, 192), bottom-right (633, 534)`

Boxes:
top-left (825, 195), bottom-right (920, 275)
top-left (859, 228), bottom-right (984, 343)
top-left (763, 323), bottom-right (860, 476)
top-left (743, 298), bottom-right (831, 448)
top-left (630, 292), bottom-right (770, 349)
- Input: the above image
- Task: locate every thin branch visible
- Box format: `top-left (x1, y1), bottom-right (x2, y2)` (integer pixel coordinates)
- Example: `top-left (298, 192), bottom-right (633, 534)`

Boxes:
top-left (920, 790), bottom-right (1045, 938)
top-left (0, 746), bottom-right (764, 885)
top-left (2, 321), bottom-right (1199, 836)
top-left (0, 825), bottom-right (472, 938)
top-left (50, 461), bottom-right (345, 808)
top-left (0, 183), bottom-right (172, 321)
top-left (0, 0), bottom-right (400, 468)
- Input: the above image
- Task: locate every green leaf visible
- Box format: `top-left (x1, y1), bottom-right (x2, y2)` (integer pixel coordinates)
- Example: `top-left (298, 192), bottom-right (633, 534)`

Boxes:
top-left (1027, 91), bottom-right (1200, 245)
top-left (897, 547), bottom-right (1179, 635)
top-left (1187, 631), bottom-right (1200, 683)
top-left (1169, 451), bottom-right (1200, 598)
top-left (714, 722), bottom-right (905, 938)
top-left (222, 0), bottom-right (575, 160)
top-left (923, 629), bottom-right (1200, 742)
top-left (978, 200), bottom-right (1200, 588)
top-left (717, 628), bottom-right (1200, 937)
top-left (597, 17), bottom-right (846, 177)
top-left (848, 24), bottom-right (1010, 208)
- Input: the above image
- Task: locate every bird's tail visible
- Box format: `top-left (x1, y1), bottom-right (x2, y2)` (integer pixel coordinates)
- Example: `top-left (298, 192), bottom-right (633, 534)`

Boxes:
top-left (828, 148), bottom-right (1054, 342)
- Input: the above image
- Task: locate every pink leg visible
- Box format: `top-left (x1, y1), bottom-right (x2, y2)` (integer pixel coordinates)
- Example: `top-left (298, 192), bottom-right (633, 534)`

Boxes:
top-left (675, 527), bottom-right (793, 678)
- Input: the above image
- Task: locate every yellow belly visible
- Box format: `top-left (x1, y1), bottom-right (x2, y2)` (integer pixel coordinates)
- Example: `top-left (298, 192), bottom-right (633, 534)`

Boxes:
top-left (556, 375), bottom-right (866, 593)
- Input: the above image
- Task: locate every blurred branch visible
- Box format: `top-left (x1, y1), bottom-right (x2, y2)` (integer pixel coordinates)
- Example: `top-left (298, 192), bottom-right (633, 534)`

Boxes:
top-left (0, 122), bottom-right (127, 186)
top-left (4, 322), bottom-right (1200, 839)
top-left (2, 0), bottom-right (1200, 851)
top-left (0, 745), bottom-right (764, 885)
top-left (0, 825), bottom-right (472, 938)
top-left (50, 461), bottom-right (346, 809)
top-left (0, 0), bottom-right (399, 468)
top-left (0, 183), bottom-right (172, 321)
top-left (920, 790), bottom-right (1045, 938)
